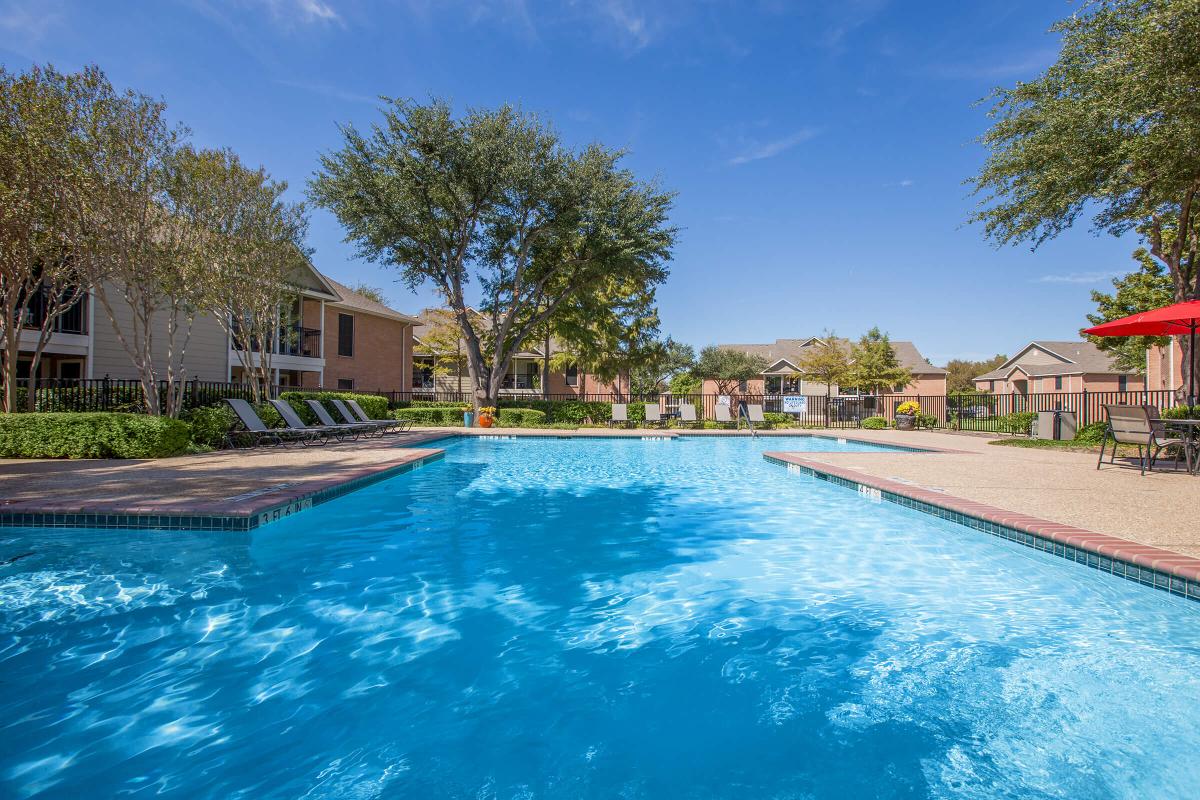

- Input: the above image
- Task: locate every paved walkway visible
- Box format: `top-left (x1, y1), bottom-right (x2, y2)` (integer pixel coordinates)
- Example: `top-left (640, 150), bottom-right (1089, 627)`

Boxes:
top-left (772, 428), bottom-right (1200, 558)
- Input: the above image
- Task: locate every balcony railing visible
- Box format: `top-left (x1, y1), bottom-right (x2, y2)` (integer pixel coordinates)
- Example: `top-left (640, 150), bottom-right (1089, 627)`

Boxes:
top-left (501, 373), bottom-right (540, 390)
top-left (21, 286), bottom-right (88, 335)
top-left (233, 323), bottom-right (322, 357)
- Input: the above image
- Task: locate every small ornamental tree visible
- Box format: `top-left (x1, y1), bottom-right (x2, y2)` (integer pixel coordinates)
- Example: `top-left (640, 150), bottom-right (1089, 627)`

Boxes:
top-left (0, 65), bottom-right (97, 412)
top-left (795, 332), bottom-right (851, 393)
top-left (311, 98), bottom-right (676, 410)
top-left (693, 346), bottom-right (769, 396)
top-left (848, 328), bottom-right (911, 395)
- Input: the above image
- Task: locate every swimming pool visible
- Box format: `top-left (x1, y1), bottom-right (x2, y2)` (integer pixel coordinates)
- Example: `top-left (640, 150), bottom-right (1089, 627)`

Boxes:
top-left (2, 434), bottom-right (1198, 798)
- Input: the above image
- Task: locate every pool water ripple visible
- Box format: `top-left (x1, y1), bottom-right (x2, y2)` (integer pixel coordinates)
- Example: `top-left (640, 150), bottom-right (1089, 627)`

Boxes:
top-left (1, 435), bottom-right (1198, 798)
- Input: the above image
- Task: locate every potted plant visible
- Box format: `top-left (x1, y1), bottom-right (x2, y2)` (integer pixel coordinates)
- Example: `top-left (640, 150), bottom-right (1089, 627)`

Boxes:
top-left (462, 404), bottom-right (475, 428)
top-left (478, 406), bottom-right (496, 428)
top-left (895, 401), bottom-right (920, 431)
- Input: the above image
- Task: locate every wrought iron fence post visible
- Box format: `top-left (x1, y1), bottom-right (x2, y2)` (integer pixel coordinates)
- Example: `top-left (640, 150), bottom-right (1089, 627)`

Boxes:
top-left (1081, 388), bottom-right (1088, 426)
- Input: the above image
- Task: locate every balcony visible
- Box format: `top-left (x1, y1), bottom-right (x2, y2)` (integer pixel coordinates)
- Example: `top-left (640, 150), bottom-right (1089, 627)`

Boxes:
top-left (22, 286), bottom-right (88, 335)
top-left (234, 323), bottom-right (322, 358)
top-left (501, 373), bottom-right (540, 391)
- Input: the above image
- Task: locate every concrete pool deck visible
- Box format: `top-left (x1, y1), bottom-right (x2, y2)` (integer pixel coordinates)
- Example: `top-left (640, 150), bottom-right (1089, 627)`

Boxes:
top-left (1, 426), bottom-right (1196, 559)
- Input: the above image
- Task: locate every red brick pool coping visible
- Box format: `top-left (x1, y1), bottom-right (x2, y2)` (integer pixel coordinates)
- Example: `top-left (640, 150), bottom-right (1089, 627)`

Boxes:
top-left (763, 451), bottom-right (1200, 586)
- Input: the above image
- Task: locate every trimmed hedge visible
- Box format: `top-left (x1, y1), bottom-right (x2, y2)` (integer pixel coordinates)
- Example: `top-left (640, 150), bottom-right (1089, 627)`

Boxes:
top-left (497, 399), bottom-right (611, 425)
top-left (861, 416), bottom-right (888, 430)
top-left (0, 412), bottom-right (191, 459)
top-left (997, 411), bottom-right (1036, 435)
top-left (279, 391), bottom-right (390, 425)
top-left (497, 408), bottom-right (546, 427)
top-left (1073, 420), bottom-right (1108, 445)
top-left (393, 406), bottom-right (465, 426)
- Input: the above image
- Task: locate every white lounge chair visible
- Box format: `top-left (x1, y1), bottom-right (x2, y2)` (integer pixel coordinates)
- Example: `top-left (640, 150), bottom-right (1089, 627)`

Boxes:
top-left (610, 403), bottom-right (628, 428)
top-left (714, 404), bottom-right (734, 428)
top-left (644, 403), bottom-right (662, 427)
top-left (678, 403), bottom-right (698, 427)
top-left (747, 404), bottom-right (766, 426)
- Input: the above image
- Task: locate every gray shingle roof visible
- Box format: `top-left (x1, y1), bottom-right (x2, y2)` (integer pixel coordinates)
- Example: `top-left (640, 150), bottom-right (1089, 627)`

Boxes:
top-left (974, 340), bottom-right (1137, 381)
top-left (324, 277), bottom-right (420, 324)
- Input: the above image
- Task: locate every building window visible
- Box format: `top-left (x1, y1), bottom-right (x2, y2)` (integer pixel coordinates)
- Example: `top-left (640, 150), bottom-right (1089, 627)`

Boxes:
top-left (738, 379), bottom-right (748, 392)
top-left (1054, 376), bottom-right (1062, 390)
top-left (337, 314), bottom-right (354, 357)
top-left (565, 363), bottom-right (578, 387)
top-left (337, 378), bottom-right (354, 391)
top-left (1118, 374), bottom-right (1128, 392)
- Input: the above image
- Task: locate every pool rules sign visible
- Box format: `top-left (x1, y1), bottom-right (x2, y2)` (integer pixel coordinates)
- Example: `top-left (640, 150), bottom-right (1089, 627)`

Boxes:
top-left (782, 396), bottom-right (808, 415)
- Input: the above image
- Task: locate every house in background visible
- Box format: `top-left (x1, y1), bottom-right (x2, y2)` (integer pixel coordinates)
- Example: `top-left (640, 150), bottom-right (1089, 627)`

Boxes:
top-left (973, 341), bottom-right (1144, 394)
top-left (410, 308), bottom-right (622, 396)
top-left (700, 337), bottom-right (948, 396)
top-left (1146, 340), bottom-right (1186, 392)
top-left (13, 262), bottom-right (419, 392)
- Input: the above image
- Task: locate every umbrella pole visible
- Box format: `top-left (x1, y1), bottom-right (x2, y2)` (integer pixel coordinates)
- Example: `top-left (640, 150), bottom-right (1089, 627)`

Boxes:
top-left (1191, 324), bottom-right (1197, 407)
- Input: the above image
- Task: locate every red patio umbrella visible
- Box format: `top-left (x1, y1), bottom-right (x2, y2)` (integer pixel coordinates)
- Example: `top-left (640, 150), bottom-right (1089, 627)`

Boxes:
top-left (1082, 299), bottom-right (1200, 404)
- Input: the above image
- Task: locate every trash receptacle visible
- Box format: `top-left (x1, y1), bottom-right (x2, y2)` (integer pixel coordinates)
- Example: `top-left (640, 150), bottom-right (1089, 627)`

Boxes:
top-left (1036, 410), bottom-right (1077, 440)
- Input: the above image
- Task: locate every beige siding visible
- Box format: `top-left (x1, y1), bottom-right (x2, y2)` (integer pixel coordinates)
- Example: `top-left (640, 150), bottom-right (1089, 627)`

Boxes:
top-left (89, 284), bottom-right (229, 381)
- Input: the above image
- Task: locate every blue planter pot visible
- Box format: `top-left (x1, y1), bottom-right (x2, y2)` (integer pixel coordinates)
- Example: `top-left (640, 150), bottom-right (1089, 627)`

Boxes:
top-left (463, 411), bottom-right (475, 428)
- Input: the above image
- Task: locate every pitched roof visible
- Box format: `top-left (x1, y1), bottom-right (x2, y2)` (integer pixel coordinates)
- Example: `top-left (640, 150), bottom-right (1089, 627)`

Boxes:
top-left (717, 338), bottom-right (947, 375)
top-left (323, 277), bottom-right (420, 324)
top-left (974, 340), bottom-right (1137, 381)
top-left (411, 308), bottom-right (546, 359)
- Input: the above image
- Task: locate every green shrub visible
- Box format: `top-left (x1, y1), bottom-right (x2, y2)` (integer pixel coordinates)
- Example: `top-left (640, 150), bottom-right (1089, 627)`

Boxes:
top-left (497, 399), bottom-right (611, 424)
top-left (997, 411), bottom-right (1036, 435)
top-left (279, 391), bottom-right (389, 424)
top-left (1162, 405), bottom-right (1200, 420)
top-left (917, 413), bottom-right (939, 429)
top-left (1074, 420), bottom-right (1109, 445)
top-left (393, 406), bottom-right (465, 426)
top-left (497, 408), bottom-right (546, 427)
top-left (861, 416), bottom-right (888, 430)
top-left (763, 412), bottom-right (792, 429)
top-left (0, 412), bottom-right (191, 459)
top-left (183, 405), bottom-right (237, 449)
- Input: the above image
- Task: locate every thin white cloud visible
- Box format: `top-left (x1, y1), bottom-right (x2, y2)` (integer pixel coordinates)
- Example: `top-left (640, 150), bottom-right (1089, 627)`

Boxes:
top-left (884, 178), bottom-right (915, 188)
top-left (926, 48), bottom-right (1058, 81)
top-left (728, 128), bottom-right (819, 166)
top-left (275, 79), bottom-right (378, 105)
top-left (1032, 271), bottom-right (1119, 284)
top-left (593, 0), bottom-right (652, 50)
top-left (256, 0), bottom-right (341, 27)
top-left (0, 0), bottom-right (63, 41)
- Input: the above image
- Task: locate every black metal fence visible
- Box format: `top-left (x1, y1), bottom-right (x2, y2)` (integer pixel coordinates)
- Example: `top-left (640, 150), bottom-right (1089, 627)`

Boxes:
top-left (4, 379), bottom-right (1185, 433)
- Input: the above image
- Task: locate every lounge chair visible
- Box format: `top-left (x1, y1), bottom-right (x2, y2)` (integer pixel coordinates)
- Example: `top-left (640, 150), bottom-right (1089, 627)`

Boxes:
top-left (678, 403), bottom-right (699, 427)
top-left (1098, 404), bottom-right (1191, 475)
top-left (644, 403), bottom-right (662, 427)
top-left (223, 398), bottom-right (320, 448)
top-left (268, 399), bottom-right (352, 442)
top-left (714, 404), bottom-right (735, 428)
top-left (610, 403), bottom-right (628, 428)
top-left (747, 404), bottom-right (766, 427)
top-left (306, 399), bottom-right (376, 438)
top-left (334, 398), bottom-right (409, 435)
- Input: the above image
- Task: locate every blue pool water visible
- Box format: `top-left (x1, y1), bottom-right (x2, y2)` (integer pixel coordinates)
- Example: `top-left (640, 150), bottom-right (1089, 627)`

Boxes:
top-left (2, 434), bottom-right (1199, 798)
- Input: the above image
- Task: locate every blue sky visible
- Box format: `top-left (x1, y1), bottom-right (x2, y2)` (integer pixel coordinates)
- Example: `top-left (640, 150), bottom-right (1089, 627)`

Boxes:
top-left (1, 0), bottom-right (1132, 364)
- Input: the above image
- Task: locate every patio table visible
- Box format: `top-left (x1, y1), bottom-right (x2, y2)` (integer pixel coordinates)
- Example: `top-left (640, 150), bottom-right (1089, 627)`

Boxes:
top-left (1153, 418), bottom-right (1200, 475)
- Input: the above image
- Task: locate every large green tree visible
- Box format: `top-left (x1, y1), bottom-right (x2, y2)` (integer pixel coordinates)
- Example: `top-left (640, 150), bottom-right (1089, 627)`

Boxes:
top-left (969, 0), bottom-right (1200, 396)
top-left (310, 99), bottom-right (676, 409)
top-left (848, 328), bottom-right (911, 395)
top-left (628, 337), bottom-right (695, 395)
top-left (1085, 247), bottom-right (1174, 372)
top-left (693, 346), bottom-right (769, 395)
